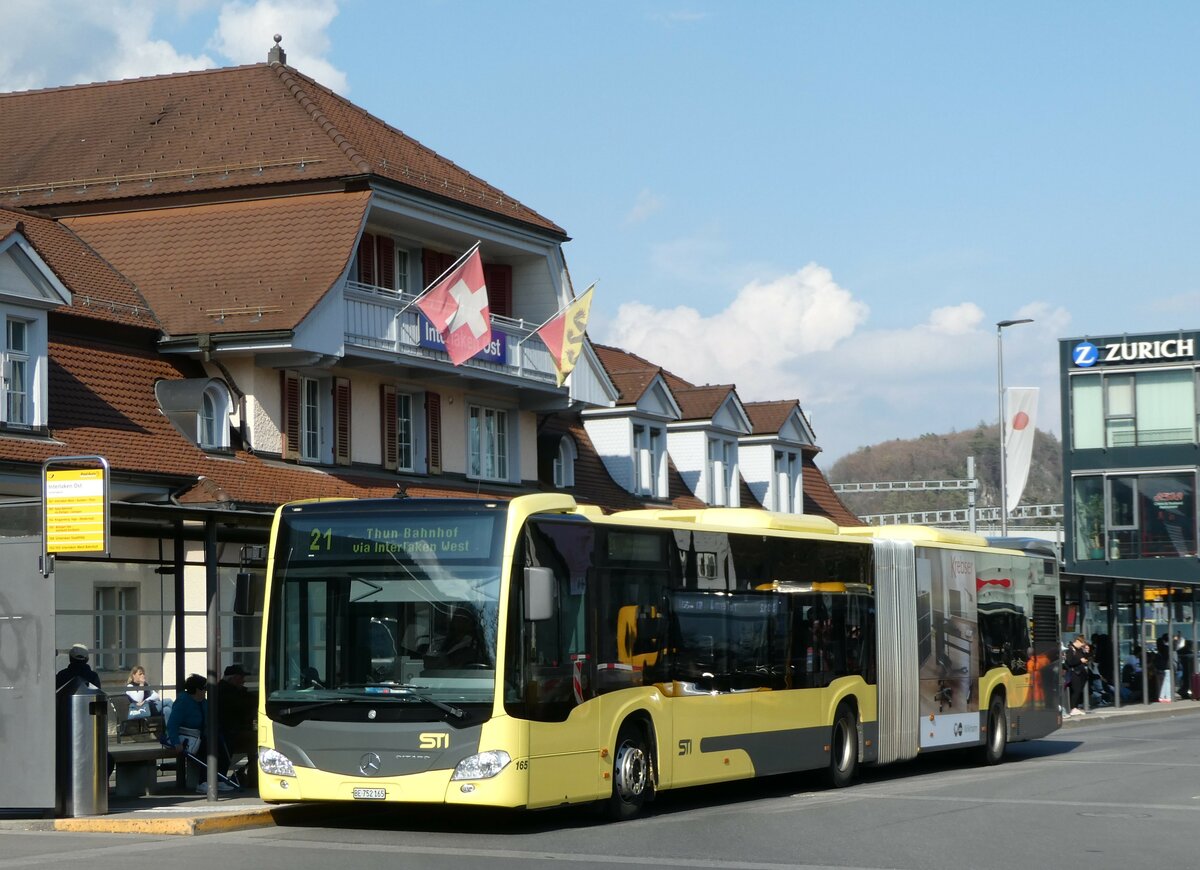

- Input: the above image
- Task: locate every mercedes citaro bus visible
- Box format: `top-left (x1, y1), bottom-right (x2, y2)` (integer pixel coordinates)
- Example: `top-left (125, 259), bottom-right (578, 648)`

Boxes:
top-left (255, 495), bottom-right (1060, 818)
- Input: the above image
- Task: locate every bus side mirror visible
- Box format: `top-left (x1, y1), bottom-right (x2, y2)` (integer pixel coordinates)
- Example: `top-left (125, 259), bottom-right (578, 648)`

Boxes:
top-left (524, 567), bottom-right (556, 621)
top-left (234, 572), bottom-right (254, 616)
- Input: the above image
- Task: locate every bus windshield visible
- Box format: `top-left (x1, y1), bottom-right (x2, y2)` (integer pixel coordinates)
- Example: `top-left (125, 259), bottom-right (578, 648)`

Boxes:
top-left (264, 502), bottom-right (505, 718)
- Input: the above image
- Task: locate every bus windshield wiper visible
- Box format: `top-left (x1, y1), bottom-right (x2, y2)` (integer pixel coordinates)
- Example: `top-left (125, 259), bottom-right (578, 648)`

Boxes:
top-left (337, 682), bottom-right (467, 720)
top-left (274, 696), bottom-right (356, 721)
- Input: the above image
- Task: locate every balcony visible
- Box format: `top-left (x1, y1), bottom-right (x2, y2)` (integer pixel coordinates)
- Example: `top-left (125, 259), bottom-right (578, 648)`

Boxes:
top-left (344, 281), bottom-right (558, 386)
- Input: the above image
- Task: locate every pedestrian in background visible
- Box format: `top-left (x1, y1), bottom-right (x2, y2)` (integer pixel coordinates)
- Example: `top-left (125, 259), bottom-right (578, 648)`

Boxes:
top-left (55, 643), bottom-right (101, 690)
top-left (1065, 635), bottom-right (1091, 715)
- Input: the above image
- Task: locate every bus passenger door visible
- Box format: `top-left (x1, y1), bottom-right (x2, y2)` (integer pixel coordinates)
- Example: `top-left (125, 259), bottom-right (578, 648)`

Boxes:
top-left (515, 520), bottom-right (604, 809)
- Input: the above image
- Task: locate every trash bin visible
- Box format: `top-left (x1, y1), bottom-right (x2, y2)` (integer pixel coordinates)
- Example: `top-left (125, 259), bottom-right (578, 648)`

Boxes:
top-left (55, 680), bottom-right (108, 817)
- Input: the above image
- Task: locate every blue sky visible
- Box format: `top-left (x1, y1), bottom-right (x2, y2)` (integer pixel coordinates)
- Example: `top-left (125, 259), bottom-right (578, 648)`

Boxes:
top-left (5, 1), bottom-right (1200, 463)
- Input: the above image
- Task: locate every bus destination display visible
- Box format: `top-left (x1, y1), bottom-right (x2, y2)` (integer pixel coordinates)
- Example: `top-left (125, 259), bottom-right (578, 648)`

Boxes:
top-left (291, 515), bottom-right (497, 563)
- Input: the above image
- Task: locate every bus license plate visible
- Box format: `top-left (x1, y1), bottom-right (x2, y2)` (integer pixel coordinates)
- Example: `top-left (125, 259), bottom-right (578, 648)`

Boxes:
top-left (352, 787), bottom-right (386, 800)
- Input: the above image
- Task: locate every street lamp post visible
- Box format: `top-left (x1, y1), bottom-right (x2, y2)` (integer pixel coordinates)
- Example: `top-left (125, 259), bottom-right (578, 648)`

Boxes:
top-left (996, 318), bottom-right (1034, 536)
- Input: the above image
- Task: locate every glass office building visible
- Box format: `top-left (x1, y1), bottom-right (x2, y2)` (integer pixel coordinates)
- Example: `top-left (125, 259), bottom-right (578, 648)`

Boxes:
top-left (1059, 329), bottom-right (1199, 707)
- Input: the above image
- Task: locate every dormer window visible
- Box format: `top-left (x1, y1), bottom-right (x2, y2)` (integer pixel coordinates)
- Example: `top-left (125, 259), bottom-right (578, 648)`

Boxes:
top-left (0, 235), bottom-right (66, 434)
top-left (199, 384), bottom-right (232, 450)
top-left (633, 423), bottom-right (666, 498)
top-left (155, 378), bottom-right (233, 452)
top-left (708, 436), bottom-right (737, 506)
top-left (4, 318), bottom-right (30, 426)
top-left (553, 436), bottom-right (577, 488)
top-left (773, 449), bottom-right (800, 513)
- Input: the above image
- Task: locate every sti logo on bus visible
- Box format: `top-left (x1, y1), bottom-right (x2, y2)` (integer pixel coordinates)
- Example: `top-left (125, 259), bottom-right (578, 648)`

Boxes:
top-left (1073, 338), bottom-right (1195, 367)
top-left (419, 733), bottom-right (449, 750)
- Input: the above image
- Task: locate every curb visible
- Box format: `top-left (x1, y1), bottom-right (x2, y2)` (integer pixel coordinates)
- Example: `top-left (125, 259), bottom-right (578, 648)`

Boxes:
top-left (52, 807), bottom-right (280, 836)
top-left (1059, 701), bottom-right (1200, 729)
top-left (0, 803), bottom-right (314, 837)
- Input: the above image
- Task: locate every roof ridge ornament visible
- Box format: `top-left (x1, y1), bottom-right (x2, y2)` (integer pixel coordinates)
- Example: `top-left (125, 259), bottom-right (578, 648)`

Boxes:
top-left (268, 34), bottom-right (286, 65)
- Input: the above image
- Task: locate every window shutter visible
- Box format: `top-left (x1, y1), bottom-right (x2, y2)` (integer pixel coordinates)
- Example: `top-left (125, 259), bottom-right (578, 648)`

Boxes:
top-left (280, 370), bottom-right (300, 460)
top-left (422, 249), bottom-right (455, 288)
top-left (426, 391), bottom-right (442, 474)
top-left (380, 383), bottom-right (398, 471)
top-left (333, 377), bottom-right (352, 466)
top-left (483, 263), bottom-right (512, 318)
top-left (377, 236), bottom-right (396, 291)
top-left (357, 233), bottom-right (377, 286)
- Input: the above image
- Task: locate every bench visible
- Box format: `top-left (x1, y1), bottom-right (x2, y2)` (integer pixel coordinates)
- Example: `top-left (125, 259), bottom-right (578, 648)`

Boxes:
top-left (107, 695), bottom-right (176, 797)
top-left (109, 742), bottom-right (178, 797)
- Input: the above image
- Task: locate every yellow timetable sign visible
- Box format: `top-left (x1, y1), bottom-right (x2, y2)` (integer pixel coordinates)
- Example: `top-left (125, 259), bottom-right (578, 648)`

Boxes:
top-left (45, 467), bottom-right (107, 553)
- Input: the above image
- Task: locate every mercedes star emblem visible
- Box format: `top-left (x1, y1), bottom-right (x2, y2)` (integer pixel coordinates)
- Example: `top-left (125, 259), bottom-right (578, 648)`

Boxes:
top-left (359, 752), bottom-right (382, 776)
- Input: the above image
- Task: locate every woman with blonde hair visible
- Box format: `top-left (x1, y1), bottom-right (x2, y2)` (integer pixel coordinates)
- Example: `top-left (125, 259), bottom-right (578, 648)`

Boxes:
top-left (126, 664), bottom-right (163, 718)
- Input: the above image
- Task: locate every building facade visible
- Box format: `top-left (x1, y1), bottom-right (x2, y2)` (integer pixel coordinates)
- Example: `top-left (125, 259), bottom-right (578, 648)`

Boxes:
top-left (1059, 329), bottom-right (1199, 704)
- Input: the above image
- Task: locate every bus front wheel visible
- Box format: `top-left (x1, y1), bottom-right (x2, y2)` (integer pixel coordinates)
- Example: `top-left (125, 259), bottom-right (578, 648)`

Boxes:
top-left (827, 704), bottom-right (858, 788)
top-left (980, 696), bottom-right (1007, 765)
top-left (608, 722), bottom-right (652, 820)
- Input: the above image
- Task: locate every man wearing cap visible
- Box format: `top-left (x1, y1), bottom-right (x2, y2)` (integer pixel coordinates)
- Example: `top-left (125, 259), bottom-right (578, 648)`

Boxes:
top-left (55, 644), bottom-right (101, 691)
top-left (216, 663), bottom-right (256, 785)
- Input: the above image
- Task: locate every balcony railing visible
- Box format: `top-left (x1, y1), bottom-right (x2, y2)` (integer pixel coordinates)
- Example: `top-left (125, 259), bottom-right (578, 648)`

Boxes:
top-left (344, 281), bottom-right (558, 385)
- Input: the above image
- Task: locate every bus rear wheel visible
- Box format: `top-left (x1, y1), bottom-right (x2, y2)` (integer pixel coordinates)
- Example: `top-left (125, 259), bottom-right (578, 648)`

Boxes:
top-left (608, 722), bottom-right (652, 820)
top-left (980, 696), bottom-right (1007, 765)
top-left (827, 704), bottom-right (858, 788)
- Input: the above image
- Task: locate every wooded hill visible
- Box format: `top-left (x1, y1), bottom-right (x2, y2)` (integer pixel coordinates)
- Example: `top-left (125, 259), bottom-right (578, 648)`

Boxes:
top-left (827, 424), bottom-right (1063, 522)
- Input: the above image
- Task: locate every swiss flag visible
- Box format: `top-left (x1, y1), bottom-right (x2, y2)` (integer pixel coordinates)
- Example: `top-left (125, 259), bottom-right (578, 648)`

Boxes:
top-left (417, 247), bottom-right (493, 366)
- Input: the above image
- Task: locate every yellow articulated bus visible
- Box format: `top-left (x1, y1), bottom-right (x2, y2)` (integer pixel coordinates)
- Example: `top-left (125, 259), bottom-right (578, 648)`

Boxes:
top-left (255, 494), bottom-right (1061, 818)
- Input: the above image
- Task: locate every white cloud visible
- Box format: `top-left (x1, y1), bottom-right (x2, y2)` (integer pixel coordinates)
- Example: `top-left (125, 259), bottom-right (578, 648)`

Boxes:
top-left (0, 1), bottom-right (345, 94)
top-left (624, 189), bottom-right (664, 225)
top-left (213, 0), bottom-right (346, 93)
top-left (601, 262), bottom-right (1067, 463)
top-left (0, 1), bottom-right (215, 91)
top-left (928, 302), bottom-right (984, 335)
top-left (603, 263), bottom-right (868, 397)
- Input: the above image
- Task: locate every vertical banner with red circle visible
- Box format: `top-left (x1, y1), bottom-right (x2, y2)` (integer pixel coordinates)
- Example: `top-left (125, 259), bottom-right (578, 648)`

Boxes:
top-left (1003, 388), bottom-right (1039, 513)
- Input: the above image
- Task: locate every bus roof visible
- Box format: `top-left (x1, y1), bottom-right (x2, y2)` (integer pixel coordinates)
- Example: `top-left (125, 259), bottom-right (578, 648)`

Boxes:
top-left (839, 524), bottom-right (990, 548)
top-left (602, 507), bottom-right (840, 535)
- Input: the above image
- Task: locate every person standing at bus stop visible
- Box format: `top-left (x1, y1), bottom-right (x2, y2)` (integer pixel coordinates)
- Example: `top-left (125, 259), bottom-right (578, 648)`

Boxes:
top-left (216, 664), bottom-right (256, 786)
top-left (1065, 635), bottom-right (1091, 715)
top-left (55, 644), bottom-right (101, 690)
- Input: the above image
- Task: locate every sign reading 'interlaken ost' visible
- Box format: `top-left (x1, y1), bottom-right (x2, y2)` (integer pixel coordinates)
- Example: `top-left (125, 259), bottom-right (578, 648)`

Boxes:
top-left (44, 463), bottom-right (109, 554)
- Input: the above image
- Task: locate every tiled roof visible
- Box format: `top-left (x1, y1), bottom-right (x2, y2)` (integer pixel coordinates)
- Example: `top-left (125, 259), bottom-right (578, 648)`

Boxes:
top-left (0, 63), bottom-right (561, 236)
top-left (744, 400), bottom-right (799, 436)
top-left (278, 66), bottom-right (563, 235)
top-left (593, 344), bottom-right (662, 406)
top-left (803, 453), bottom-right (863, 526)
top-left (673, 384), bottom-right (735, 421)
top-left (1, 207), bottom-right (157, 329)
top-left (594, 344), bottom-right (740, 422)
top-left (62, 191), bottom-right (370, 336)
top-left (0, 335), bottom-right (217, 476)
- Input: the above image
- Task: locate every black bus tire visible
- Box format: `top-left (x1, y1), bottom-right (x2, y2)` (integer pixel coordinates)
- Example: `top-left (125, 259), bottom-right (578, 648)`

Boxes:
top-left (828, 703), bottom-right (859, 788)
top-left (607, 722), bottom-right (652, 820)
top-left (981, 695), bottom-right (1007, 765)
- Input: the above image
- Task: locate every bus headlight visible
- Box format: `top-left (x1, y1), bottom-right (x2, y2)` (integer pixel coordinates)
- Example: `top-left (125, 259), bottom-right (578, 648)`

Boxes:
top-left (450, 750), bottom-right (511, 780)
top-left (258, 746), bottom-right (296, 777)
